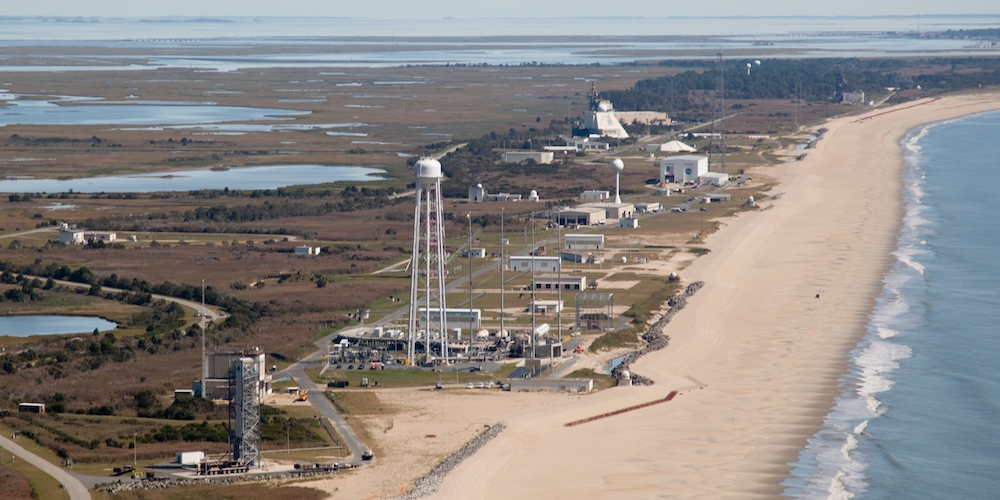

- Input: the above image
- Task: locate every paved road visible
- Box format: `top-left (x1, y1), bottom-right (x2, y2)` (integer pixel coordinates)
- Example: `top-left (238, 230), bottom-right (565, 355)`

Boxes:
top-left (22, 276), bottom-right (220, 330)
top-left (0, 227), bottom-right (57, 241)
top-left (281, 342), bottom-right (368, 464)
top-left (0, 434), bottom-right (90, 500)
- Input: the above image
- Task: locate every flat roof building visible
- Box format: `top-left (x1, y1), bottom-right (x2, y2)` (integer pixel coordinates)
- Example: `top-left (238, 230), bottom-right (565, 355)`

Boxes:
top-left (294, 245), bottom-right (321, 256)
top-left (553, 206), bottom-right (606, 227)
top-left (462, 248), bottom-right (486, 258)
top-left (18, 402), bottom-right (45, 413)
top-left (501, 151), bottom-right (554, 165)
top-left (564, 233), bottom-right (604, 250)
top-left (534, 273), bottom-right (587, 290)
top-left (529, 299), bottom-right (564, 314)
top-left (660, 155), bottom-right (708, 184)
top-left (510, 256), bottom-right (561, 273)
top-left (485, 193), bottom-right (522, 202)
top-left (567, 138), bottom-right (610, 151)
top-left (581, 202), bottom-right (635, 220)
top-left (699, 172), bottom-right (730, 187)
top-left (635, 202), bottom-right (661, 213)
top-left (580, 190), bottom-right (610, 201)
top-left (620, 217), bottom-right (639, 228)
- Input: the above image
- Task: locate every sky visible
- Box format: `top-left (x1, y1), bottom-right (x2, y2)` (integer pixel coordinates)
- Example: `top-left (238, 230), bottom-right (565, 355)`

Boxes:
top-left (4, 1), bottom-right (999, 19)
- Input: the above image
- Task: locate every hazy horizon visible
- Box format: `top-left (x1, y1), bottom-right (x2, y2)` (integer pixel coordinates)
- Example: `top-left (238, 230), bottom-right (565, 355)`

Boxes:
top-left (3, 1), bottom-right (999, 20)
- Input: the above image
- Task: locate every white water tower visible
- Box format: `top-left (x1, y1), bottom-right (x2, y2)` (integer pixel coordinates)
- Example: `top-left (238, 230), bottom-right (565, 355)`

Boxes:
top-left (610, 158), bottom-right (624, 204)
top-left (408, 158), bottom-right (448, 366)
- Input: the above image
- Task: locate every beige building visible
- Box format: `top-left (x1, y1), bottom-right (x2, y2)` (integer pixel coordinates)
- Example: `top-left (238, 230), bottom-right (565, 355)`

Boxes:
top-left (553, 206), bottom-right (607, 226)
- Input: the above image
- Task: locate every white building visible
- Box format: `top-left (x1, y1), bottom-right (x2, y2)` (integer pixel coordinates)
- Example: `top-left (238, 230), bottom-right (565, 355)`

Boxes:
top-left (176, 451), bottom-right (206, 465)
top-left (462, 248), bottom-right (486, 258)
top-left (468, 183), bottom-right (485, 202)
top-left (699, 172), bottom-right (730, 187)
top-left (294, 245), bottom-right (322, 256)
top-left (660, 155), bottom-right (708, 184)
top-left (529, 299), bottom-right (564, 314)
top-left (580, 190), bottom-right (610, 201)
top-left (510, 256), bottom-right (561, 273)
top-left (553, 206), bottom-right (606, 226)
top-left (59, 224), bottom-right (85, 244)
top-left (484, 193), bottom-right (522, 202)
top-left (528, 190), bottom-right (540, 202)
top-left (501, 151), bottom-right (554, 164)
top-left (59, 223), bottom-right (117, 244)
top-left (635, 202), bottom-right (661, 213)
top-left (619, 218), bottom-right (639, 228)
top-left (566, 138), bottom-right (610, 151)
top-left (564, 233), bottom-right (604, 250)
top-left (533, 273), bottom-right (587, 290)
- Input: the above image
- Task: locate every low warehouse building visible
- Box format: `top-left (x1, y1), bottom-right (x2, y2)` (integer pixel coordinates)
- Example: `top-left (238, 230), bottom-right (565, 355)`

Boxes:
top-left (18, 402), bottom-right (45, 413)
top-left (564, 233), bottom-right (604, 250)
top-left (580, 190), bottom-right (610, 201)
top-left (510, 256), bottom-right (561, 273)
top-left (534, 273), bottom-right (587, 290)
top-left (501, 151), bottom-right (554, 164)
top-left (552, 206), bottom-right (606, 226)
top-left (581, 202), bottom-right (635, 220)
top-left (699, 172), bottom-right (730, 186)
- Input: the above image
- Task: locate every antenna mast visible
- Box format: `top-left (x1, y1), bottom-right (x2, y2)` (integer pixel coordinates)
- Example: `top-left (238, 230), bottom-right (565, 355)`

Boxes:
top-left (708, 52), bottom-right (726, 175)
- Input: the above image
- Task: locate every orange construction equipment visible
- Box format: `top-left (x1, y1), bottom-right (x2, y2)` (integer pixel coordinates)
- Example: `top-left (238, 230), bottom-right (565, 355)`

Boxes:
top-left (296, 390), bottom-right (308, 402)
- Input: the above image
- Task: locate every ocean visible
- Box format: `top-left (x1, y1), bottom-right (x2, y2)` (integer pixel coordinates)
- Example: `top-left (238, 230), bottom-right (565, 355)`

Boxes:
top-left (783, 110), bottom-right (1000, 498)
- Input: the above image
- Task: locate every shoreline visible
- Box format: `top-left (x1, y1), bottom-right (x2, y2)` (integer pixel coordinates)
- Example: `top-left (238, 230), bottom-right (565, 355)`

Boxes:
top-left (421, 93), bottom-right (1000, 500)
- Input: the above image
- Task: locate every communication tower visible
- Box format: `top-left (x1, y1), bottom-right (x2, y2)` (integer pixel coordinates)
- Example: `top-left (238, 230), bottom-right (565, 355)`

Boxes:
top-left (408, 158), bottom-right (448, 366)
top-left (708, 52), bottom-right (727, 174)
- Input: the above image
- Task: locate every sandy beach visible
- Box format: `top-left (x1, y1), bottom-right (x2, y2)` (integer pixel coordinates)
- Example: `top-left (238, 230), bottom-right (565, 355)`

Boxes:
top-left (405, 94), bottom-right (1000, 500)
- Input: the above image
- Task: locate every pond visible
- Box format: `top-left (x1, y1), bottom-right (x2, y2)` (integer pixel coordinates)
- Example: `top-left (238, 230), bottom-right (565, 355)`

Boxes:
top-left (0, 95), bottom-right (307, 127)
top-left (0, 164), bottom-right (386, 193)
top-left (0, 315), bottom-right (117, 337)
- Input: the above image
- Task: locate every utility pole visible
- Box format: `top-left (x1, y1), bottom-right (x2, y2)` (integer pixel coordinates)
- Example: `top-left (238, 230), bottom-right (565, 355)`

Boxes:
top-left (467, 212), bottom-right (473, 360)
top-left (133, 432), bottom-right (137, 468)
top-left (530, 212), bottom-right (536, 360)
top-left (201, 279), bottom-right (206, 397)
top-left (557, 221), bottom-right (562, 346)
top-left (500, 208), bottom-right (505, 342)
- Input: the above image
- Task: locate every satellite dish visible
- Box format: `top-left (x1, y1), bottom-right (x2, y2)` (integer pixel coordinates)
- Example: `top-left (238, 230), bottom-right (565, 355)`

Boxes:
top-left (755, 60), bottom-right (761, 65)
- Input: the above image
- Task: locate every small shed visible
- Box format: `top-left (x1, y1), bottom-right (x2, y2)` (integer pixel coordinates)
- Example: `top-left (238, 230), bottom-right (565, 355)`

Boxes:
top-left (18, 402), bottom-right (46, 413)
top-left (462, 248), bottom-right (487, 258)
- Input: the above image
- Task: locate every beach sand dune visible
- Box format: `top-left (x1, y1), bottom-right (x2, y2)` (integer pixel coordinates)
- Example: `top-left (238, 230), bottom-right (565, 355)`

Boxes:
top-left (423, 94), bottom-right (1000, 500)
